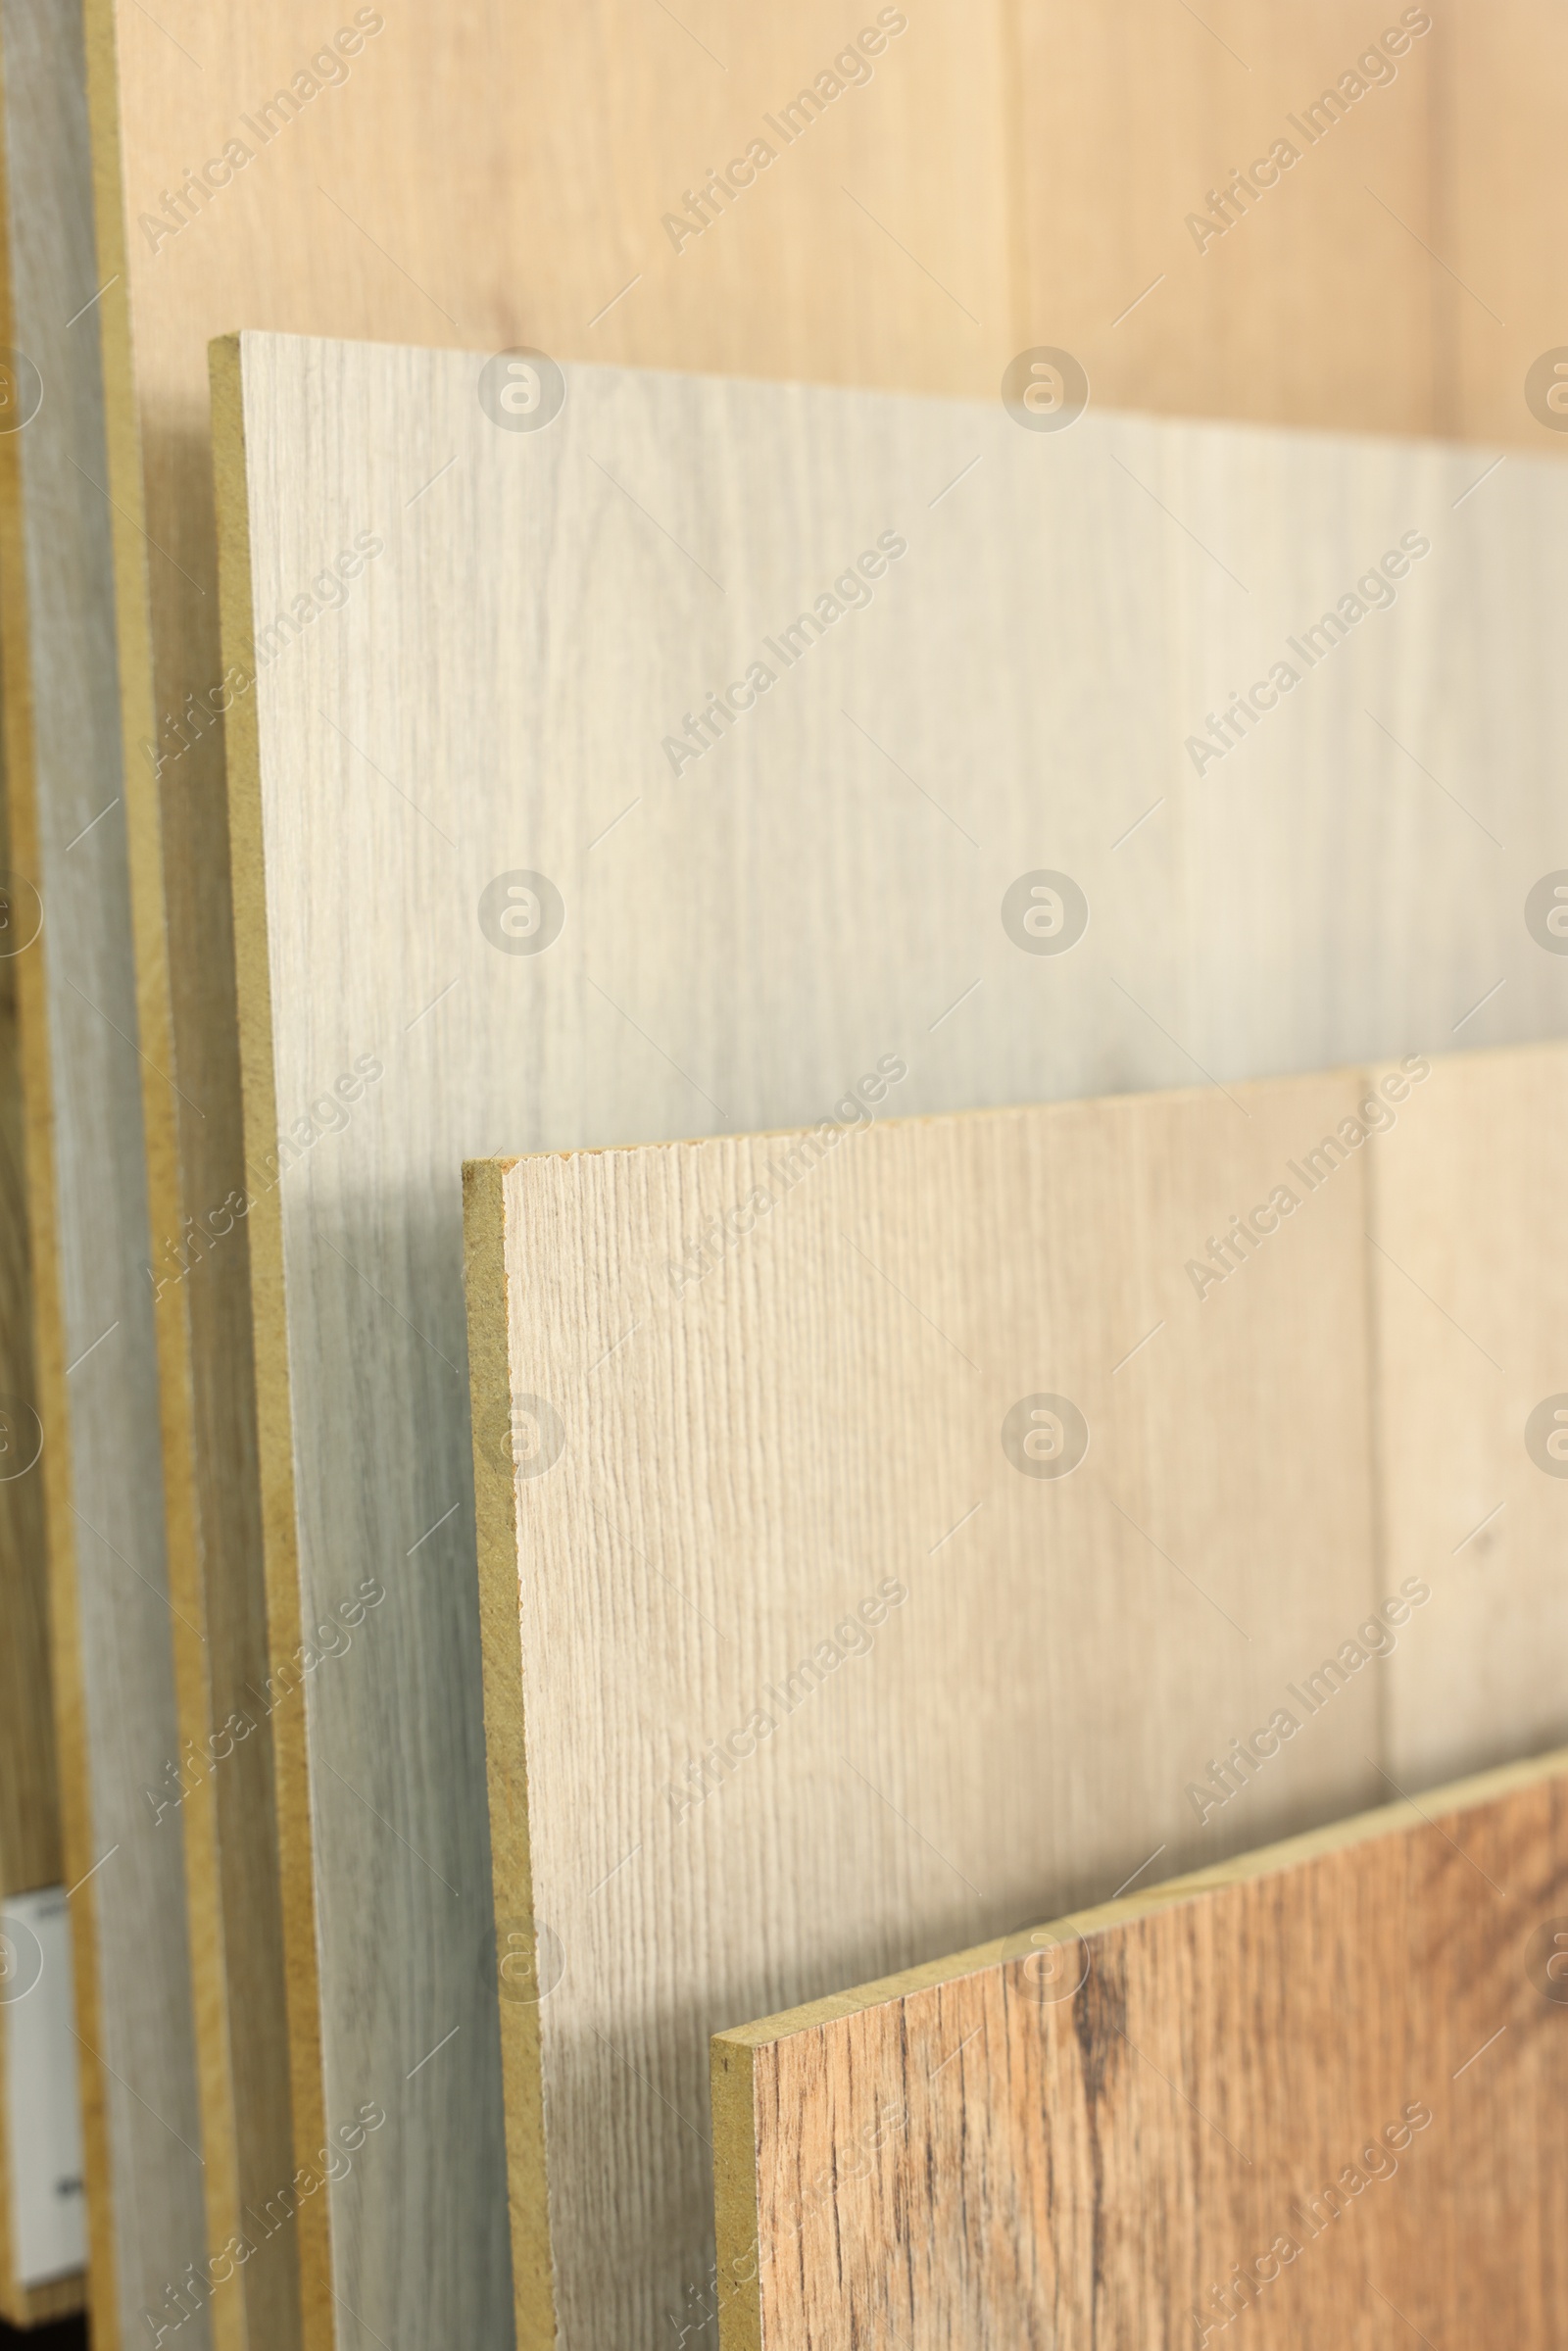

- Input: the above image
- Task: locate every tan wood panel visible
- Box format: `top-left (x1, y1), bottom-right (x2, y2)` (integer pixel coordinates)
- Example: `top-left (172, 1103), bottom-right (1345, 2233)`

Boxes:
top-left (1435, 1), bottom-right (1568, 450)
top-left (1009, 0), bottom-right (1568, 454)
top-left (218, 326), bottom-right (1568, 2351)
top-left (468, 1073), bottom-right (1386, 2348)
top-left (713, 1746), bottom-right (1568, 2349)
top-left (1370, 1042), bottom-right (1568, 1789)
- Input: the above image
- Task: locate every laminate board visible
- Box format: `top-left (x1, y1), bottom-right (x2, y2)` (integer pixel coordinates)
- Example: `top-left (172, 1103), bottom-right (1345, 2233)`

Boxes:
top-left (466, 1075), bottom-right (1389, 2349)
top-left (1370, 1041), bottom-right (1568, 1788)
top-left (0, 4), bottom-right (203, 2341)
top-left (215, 330), bottom-right (1568, 2349)
top-left (711, 1745), bottom-right (1568, 2349)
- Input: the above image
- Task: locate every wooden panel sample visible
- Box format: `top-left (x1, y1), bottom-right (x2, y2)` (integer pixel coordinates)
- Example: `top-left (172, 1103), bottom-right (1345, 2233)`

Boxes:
top-left (1372, 1042), bottom-right (1568, 1788)
top-left (216, 328), bottom-right (1568, 2350)
top-left (0, 3), bottom-right (204, 2342)
top-left (712, 1747), bottom-right (1568, 2350)
top-left (466, 1075), bottom-right (1389, 2349)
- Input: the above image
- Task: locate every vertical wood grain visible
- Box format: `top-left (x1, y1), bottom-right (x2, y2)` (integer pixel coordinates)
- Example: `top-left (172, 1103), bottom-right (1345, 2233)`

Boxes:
top-left (0, 3), bottom-right (207, 2341)
top-left (1370, 1043), bottom-right (1568, 1788)
top-left (473, 1070), bottom-right (1386, 2346)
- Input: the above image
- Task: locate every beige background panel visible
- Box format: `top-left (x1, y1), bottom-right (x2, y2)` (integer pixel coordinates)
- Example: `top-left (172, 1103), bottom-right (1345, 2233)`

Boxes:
top-left (481, 1074), bottom-right (1384, 2346)
top-left (222, 329), bottom-right (1568, 2350)
top-left (714, 1749), bottom-right (1568, 2350)
top-left (1013, 2), bottom-right (1441, 440)
top-left (1436, 1), bottom-right (1568, 449)
top-left (1372, 1043), bottom-right (1568, 1788)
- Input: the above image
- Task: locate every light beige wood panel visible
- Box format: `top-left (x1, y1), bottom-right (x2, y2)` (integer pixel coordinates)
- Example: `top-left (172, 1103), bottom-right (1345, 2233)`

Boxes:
top-left (1434, 2), bottom-right (1568, 450)
top-left (83, 14), bottom-right (1016, 2347)
top-left (216, 330), bottom-right (1568, 2351)
top-left (712, 1745), bottom-right (1568, 2350)
top-left (1371, 1042), bottom-right (1568, 1788)
top-left (1009, 0), bottom-right (1568, 455)
top-left (0, 3), bottom-right (207, 2341)
top-left (467, 1078), bottom-right (1389, 2349)
top-left (1011, 1), bottom-right (1442, 441)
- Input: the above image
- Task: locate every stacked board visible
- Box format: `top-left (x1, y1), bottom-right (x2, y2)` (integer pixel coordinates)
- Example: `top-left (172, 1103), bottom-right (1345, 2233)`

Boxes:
top-left (215, 326), bottom-right (1568, 2347)
top-left (712, 1748), bottom-right (1568, 2346)
top-left (464, 1037), bottom-right (1568, 2345)
top-left (0, 0), bottom-right (170, 2331)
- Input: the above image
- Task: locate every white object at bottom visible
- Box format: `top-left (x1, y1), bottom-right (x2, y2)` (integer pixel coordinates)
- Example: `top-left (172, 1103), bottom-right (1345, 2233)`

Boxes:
top-left (3, 1886), bottom-right (85, 2287)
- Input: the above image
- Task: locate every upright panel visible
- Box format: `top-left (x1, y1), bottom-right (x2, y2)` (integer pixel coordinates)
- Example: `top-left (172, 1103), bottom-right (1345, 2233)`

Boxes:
top-left (0, 3), bottom-right (206, 2341)
top-left (1371, 1043), bottom-right (1568, 1787)
top-left (215, 332), bottom-right (1566, 2347)
top-left (465, 1073), bottom-right (1386, 2347)
top-left (712, 1749), bottom-right (1568, 2349)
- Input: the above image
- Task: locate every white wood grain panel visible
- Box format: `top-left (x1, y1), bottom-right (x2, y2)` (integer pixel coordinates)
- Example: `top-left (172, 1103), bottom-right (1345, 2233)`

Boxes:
top-left (0, 2), bottom-right (208, 2341)
top-left (218, 333), bottom-right (1568, 2348)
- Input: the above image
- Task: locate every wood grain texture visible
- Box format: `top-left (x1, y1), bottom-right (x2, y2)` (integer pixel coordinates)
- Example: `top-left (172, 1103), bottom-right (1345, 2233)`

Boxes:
top-left (0, 24), bottom-right (57, 1916)
top-left (72, 10), bottom-right (1564, 2343)
top-left (0, 4), bottom-right (205, 2341)
top-left (1371, 1042), bottom-right (1568, 1788)
top-left (469, 1076), bottom-right (1388, 2349)
top-left (714, 1745), bottom-right (1568, 2350)
top-left (1008, 0), bottom-right (1568, 455)
top-left (218, 329), bottom-right (1568, 2349)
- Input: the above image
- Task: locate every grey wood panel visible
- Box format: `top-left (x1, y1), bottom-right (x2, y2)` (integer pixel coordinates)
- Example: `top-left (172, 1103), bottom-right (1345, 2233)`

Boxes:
top-left (216, 332), bottom-right (1568, 2350)
top-left (0, 3), bottom-right (207, 2342)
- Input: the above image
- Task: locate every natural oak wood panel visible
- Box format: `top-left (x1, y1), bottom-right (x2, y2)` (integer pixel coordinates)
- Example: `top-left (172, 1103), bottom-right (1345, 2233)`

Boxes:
top-left (1370, 1042), bottom-right (1568, 1788)
top-left (713, 1746), bottom-right (1568, 2350)
top-left (218, 327), bottom-right (1568, 2350)
top-left (0, 4), bottom-right (206, 2342)
top-left (466, 1075), bottom-right (1389, 2349)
